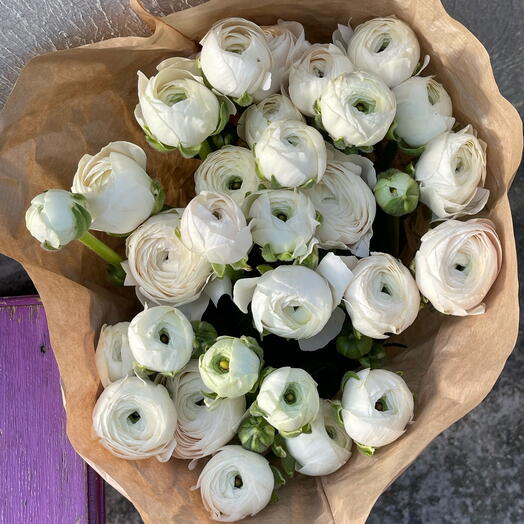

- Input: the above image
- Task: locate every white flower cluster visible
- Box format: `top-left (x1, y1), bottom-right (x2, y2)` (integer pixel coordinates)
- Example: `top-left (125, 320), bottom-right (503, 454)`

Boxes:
top-left (23, 13), bottom-right (505, 524)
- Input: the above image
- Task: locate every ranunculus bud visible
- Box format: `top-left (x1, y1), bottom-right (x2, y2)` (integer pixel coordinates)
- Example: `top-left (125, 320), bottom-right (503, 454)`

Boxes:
top-left (238, 94), bottom-right (304, 148)
top-left (289, 44), bottom-right (354, 117)
top-left (95, 322), bottom-right (134, 387)
top-left (305, 158), bottom-right (376, 256)
top-left (392, 76), bottom-right (455, 147)
top-left (254, 367), bottom-right (320, 437)
top-left (136, 57), bottom-right (235, 157)
top-left (319, 71), bottom-right (396, 148)
top-left (199, 336), bottom-right (263, 398)
top-left (180, 192), bottom-right (252, 266)
top-left (71, 141), bottom-right (161, 234)
top-left (92, 376), bottom-right (177, 461)
top-left (25, 190), bottom-right (91, 250)
top-left (285, 399), bottom-right (352, 475)
top-left (123, 210), bottom-right (213, 307)
top-left (167, 361), bottom-right (245, 462)
top-left (199, 18), bottom-right (273, 104)
top-left (347, 17), bottom-right (420, 88)
top-left (238, 415), bottom-right (275, 453)
top-left (344, 253), bottom-right (420, 339)
top-left (415, 126), bottom-right (488, 218)
top-left (415, 218), bottom-right (502, 315)
top-left (246, 189), bottom-right (319, 262)
top-left (233, 265), bottom-right (333, 340)
top-left (254, 120), bottom-right (327, 188)
top-left (194, 146), bottom-right (259, 207)
top-left (341, 368), bottom-right (414, 450)
top-left (128, 306), bottom-right (193, 374)
top-left (195, 445), bottom-right (274, 521)
top-left (373, 169), bottom-right (419, 216)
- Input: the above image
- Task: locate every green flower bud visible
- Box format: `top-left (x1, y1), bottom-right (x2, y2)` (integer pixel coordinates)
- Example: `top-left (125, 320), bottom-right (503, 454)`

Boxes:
top-left (238, 415), bottom-right (275, 453)
top-left (191, 320), bottom-right (218, 358)
top-left (373, 169), bottom-right (419, 216)
top-left (199, 336), bottom-right (264, 398)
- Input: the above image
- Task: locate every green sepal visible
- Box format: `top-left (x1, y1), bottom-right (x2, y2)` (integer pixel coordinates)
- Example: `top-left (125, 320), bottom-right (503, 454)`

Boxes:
top-left (279, 424), bottom-right (309, 439)
top-left (213, 96), bottom-right (236, 135)
top-left (269, 491), bottom-right (280, 504)
top-left (358, 145), bottom-right (374, 154)
top-left (151, 180), bottom-right (166, 215)
top-left (202, 390), bottom-right (218, 400)
top-left (299, 178), bottom-right (316, 190)
top-left (41, 241), bottom-right (59, 251)
top-left (341, 370), bottom-right (360, 390)
top-left (258, 366), bottom-right (276, 384)
top-left (281, 452), bottom-right (297, 478)
top-left (405, 162), bottom-right (416, 177)
top-left (257, 264), bottom-right (273, 275)
top-left (315, 211), bottom-right (323, 224)
top-left (212, 263), bottom-right (227, 279)
top-left (240, 336), bottom-right (264, 369)
top-left (328, 400), bottom-right (344, 426)
top-left (355, 442), bottom-right (376, 456)
top-left (261, 244), bottom-right (278, 263)
top-left (276, 251), bottom-right (294, 262)
top-left (143, 126), bottom-right (177, 153)
top-left (358, 343), bottom-right (386, 369)
top-left (271, 434), bottom-right (287, 458)
top-left (269, 175), bottom-right (283, 189)
top-left (270, 465), bottom-right (286, 488)
top-left (298, 245), bottom-right (319, 270)
top-left (333, 138), bottom-right (358, 154)
top-left (336, 328), bottom-right (373, 359)
top-left (249, 400), bottom-right (268, 418)
top-left (234, 92), bottom-right (254, 107)
top-left (230, 257), bottom-right (251, 271)
top-left (191, 320), bottom-right (218, 358)
top-left (178, 142), bottom-right (203, 159)
top-left (301, 423), bottom-right (312, 435)
top-left (133, 363), bottom-right (157, 380)
top-left (175, 227), bottom-right (182, 241)
top-left (386, 121), bottom-right (425, 156)
top-left (395, 370), bottom-right (404, 377)
top-left (106, 263), bottom-right (126, 286)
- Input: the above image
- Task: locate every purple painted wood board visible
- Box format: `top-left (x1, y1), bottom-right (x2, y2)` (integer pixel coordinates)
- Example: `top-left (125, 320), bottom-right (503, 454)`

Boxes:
top-left (0, 295), bottom-right (105, 524)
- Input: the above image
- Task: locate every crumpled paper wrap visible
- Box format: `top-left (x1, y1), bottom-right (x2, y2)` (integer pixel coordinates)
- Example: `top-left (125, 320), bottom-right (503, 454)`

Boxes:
top-left (0, 0), bottom-right (521, 522)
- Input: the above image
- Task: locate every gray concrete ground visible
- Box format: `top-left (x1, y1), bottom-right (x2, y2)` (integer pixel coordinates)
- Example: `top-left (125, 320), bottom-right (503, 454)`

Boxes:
top-left (0, 1), bottom-right (522, 522)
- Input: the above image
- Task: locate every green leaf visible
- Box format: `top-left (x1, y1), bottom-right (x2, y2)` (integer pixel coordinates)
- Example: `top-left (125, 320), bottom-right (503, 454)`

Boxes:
top-left (355, 442), bottom-right (376, 456)
top-left (341, 370), bottom-right (360, 389)
top-left (281, 451), bottom-right (297, 478)
top-left (271, 465), bottom-right (286, 488)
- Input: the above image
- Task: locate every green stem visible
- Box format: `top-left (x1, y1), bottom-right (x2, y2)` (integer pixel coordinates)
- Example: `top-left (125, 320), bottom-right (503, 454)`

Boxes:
top-left (78, 232), bottom-right (125, 266)
top-left (198, 139), bottom-right (213, 161)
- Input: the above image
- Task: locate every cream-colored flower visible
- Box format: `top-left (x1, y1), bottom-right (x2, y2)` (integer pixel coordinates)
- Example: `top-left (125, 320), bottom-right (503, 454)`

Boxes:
top-left (415, 219), bottom-right (502, 315)
top-left (347, 16), bottom-right (420, 87)
top-left (415, 126), bottom-right (488, 218)
top-left (123, 210), bottom-right (212, 307)
top-left (92, 376), bottom-right (177, 461)
top-left (344, 253), bottom-right (420, 339)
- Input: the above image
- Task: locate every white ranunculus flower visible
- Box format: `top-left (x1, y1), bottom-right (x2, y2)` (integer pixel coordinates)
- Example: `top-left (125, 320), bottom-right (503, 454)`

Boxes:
top-left (233, 265), bottom-right (333, 340)
top-left (167, 361), bottom-right (246, 462)
top-left (392, 76), bottom-right (455, 147)
top-left (289, 43), bottom-right (354, 116)
top-left (95, 322), bottom-right (134, 387)
top-left (237, 94), bottom-right (304, 148)
top-left (305, 159), bottom-right (376, 256)
top-left (415, 126), bottom-right (488, 219)
top-left (285, 399), bottom-right (352, 476)
top-left (347, 16), bottom-right (421, 88)
top-left (341, 368), bottom-right (414, 449)
top-left (253, 20), bottom-right (309, 99)
top-left (180, 192), bottom-right (252, 266)
top-left (123, 210), bottom-right (213, 307)
top-left (135, 57), bottom-right (234, 157)
top-left (199, 336), bottom-right (263, 398)
top-left (71, 141), bottom-right (159, 234)
top-left (25, 190), bottom-right (91, 250)
top-left (325, 142), bottom-right (377, 187)
top-left (195, 445), bottom-right (274, 522)
top-left (254, 367), bottom-right (320, 436)
top-left (194, 146), bottom-right (259, 207)
top-left (128, 306), bottom-right (193, 374)
top-left (92, 376), bottom-right (177, 461)
top-left (246, 189), bottom-right (319, 261)
top-left (319, 71), bottom-right (396, 148)
top-left (254, 120), bottom-right (327, 188)
top-left (415, 219), bottom-right (502, 316)
top-left (344, 253), bottom-right (420, 339)
top-left (200, 18), bottom-right (273, 104)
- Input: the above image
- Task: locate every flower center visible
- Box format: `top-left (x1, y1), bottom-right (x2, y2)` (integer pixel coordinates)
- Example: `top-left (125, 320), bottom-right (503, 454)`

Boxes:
top-left (375, 35), bottom-right (391, 53)
top-left (212, 211), bottom-right (222, 220)
top-left (219, 359), bottom-right (230, 371)
top-left (381, 284), bottom-right (391, 296)
top-left (127, 411), bottom-right (141, 424)
top-left (375, 396), bottom-right (389, 412)
top-left (275, 212), bottom-right (288, 222)
top-left (159, 329), bottom-right (170, 345)
top-left (352, 98), bottom-right (376, 114)
top-left (228, 176), bottom-right (243, 190)
top-left (286, 135), bottom-right (300, 147)
top-left (284, 388), bottom-right (296, 405)
top-left (234, 474), bottom-right (243, 488)
top-left (325, 425), bottom-right (337, 440)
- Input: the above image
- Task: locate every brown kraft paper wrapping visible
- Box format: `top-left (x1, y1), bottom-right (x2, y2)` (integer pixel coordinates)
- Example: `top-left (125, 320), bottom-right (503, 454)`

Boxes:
top-left (0, 1), bottom-right (521, 522)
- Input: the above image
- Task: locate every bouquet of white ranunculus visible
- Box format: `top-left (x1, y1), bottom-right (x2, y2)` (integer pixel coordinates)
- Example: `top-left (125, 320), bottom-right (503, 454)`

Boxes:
top-left (23, 13), bottom-right (504, 523)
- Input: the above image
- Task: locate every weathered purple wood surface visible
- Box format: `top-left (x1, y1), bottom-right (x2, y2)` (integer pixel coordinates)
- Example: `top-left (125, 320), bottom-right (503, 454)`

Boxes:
top-left (0, 295), bottom-right (105, 524)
